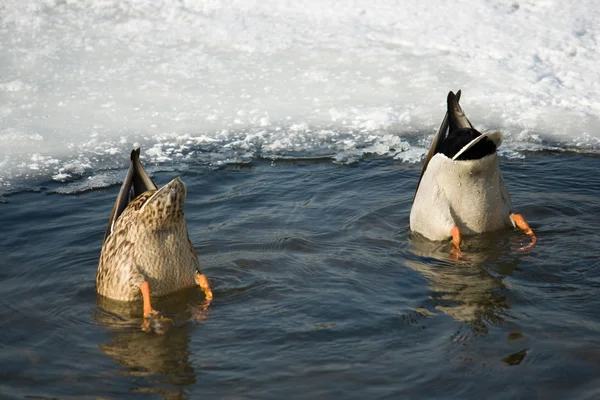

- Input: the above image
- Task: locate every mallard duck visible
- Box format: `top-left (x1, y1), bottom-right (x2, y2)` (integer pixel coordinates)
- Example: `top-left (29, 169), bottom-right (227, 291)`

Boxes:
top-left (97, 148), bottom-right (212, 318)
top-left (410, 90), bottom-right (535, 253)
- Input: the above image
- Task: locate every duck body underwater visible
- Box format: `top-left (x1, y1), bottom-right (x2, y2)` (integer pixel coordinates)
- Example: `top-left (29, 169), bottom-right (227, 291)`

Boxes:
top-left (410, 91), bottom-right (535, 252)
top-left (97, 149), bottom-right (212, 318)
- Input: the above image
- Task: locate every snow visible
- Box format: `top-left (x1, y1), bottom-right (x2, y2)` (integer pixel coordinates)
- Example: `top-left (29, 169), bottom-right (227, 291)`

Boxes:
top-left (1, 0), bottom-right (599, 191)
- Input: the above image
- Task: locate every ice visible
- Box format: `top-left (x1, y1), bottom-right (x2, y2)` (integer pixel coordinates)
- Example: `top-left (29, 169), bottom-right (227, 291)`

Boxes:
top-left (51, 173), bottom-right (127, 195)
top-left (1, 0), bottom-right (599, 192)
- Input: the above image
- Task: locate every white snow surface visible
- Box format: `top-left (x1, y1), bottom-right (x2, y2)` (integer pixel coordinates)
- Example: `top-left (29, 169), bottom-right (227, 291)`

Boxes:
top-left (1, 0), bottom-right (599, 191)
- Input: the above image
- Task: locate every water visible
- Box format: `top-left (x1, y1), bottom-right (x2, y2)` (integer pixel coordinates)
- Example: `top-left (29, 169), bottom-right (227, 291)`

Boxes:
top-left (1, 152), bottom-right (600, 399)
top-left (2, 1), bottom-right (600, 398)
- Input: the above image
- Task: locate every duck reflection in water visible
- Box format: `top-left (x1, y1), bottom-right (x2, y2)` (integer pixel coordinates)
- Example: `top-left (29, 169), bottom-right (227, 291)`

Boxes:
top-left (407, 232), bottom-right (523, 335)
top-left (94, 290), bottom-right (210, 399)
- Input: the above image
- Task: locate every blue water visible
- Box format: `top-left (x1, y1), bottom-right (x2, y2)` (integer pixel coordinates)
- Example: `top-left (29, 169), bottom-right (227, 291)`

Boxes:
top-left (1, 152), bottom-right (599, 399)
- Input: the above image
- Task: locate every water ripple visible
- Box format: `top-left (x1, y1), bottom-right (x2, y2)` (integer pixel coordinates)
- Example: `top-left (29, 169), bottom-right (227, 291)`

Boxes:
top-left (1, 154), bottom-right (600, 398)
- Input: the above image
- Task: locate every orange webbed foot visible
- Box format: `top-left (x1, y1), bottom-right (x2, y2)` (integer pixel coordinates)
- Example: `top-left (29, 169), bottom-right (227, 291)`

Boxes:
top-left (450, 226), bottom-right (463, 259)
top-left (195, 272), bottom-right (213, 301)
top-left (140, 281), bottom-right (160, 318)
top-left (512, 213), bottom-right (536, 250)
top-left (190, 301), bottom-right (211, 322)
top-left (139, 282), bottom-right (174, 333)
top-left (450, 247), bottom-right (464, 260)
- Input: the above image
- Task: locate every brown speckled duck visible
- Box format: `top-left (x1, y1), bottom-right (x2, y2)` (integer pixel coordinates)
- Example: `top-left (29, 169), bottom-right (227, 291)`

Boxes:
top-left (97, 148), bottom-right (212, 318)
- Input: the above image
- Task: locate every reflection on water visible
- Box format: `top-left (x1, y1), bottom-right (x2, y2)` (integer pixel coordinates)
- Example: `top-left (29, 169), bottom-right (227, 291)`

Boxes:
top-left (94, 291), bottom-right (210, 399)
top-left (1, 153), bottom-right (599, 398)
top-left (406, 232), bottom-right (522, 335)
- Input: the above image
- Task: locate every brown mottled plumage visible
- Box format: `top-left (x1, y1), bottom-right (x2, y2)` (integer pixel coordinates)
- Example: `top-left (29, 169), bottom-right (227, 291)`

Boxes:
top-left (97, 149), bottom-right (211, 314)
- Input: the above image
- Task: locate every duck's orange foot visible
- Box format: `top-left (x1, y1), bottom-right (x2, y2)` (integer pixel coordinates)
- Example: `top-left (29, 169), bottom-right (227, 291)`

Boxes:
top-left (189, 294), bottom-right (212, 322)
top-left (140, 281), bottom-right (160, 318)
top-left (450, 225), bottom-right (463, 259)
top-left (195, 272), bottom-right (213, 301)
top-left (450, 247), bottom-right (464, 260)
top-left (191, 304), bottom-right (211, 322)
top-left (512, 213), bottom-right (536, 250)
top-left (144, 308), bottom-right (160, 318)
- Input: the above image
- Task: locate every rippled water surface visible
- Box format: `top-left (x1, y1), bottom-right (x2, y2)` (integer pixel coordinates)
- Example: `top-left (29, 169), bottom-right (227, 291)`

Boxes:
top-left (1, 152), bottom-right (600, 399)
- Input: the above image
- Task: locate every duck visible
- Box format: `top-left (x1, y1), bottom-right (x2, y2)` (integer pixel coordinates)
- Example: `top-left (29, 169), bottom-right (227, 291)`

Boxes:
top-left (410, 90), bottom-right (535, 253)
top-left (97, 148), bottom-right (212, 318)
